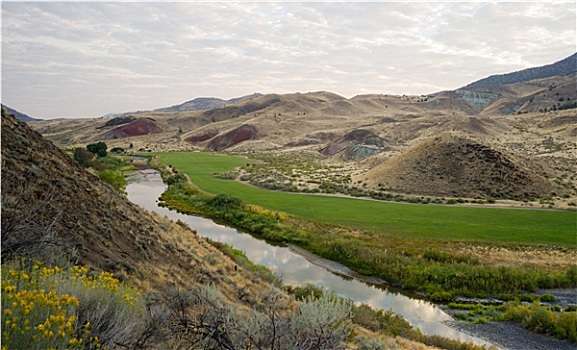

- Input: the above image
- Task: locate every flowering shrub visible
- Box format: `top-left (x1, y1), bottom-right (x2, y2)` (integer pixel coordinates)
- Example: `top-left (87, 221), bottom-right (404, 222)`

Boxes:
top-left (245, 204), bottom-right (288, 221)
top-left (1, 260), bottom-right (144, 349)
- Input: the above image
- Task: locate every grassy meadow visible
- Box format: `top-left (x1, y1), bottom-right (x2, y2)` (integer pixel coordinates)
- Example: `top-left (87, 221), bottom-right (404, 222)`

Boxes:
top-left (155, 152), bottom-right (576, 246)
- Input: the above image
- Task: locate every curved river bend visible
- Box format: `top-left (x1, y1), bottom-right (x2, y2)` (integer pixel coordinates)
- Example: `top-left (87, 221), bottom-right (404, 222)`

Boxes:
top-left (126, 169), bottom-right (492, 347)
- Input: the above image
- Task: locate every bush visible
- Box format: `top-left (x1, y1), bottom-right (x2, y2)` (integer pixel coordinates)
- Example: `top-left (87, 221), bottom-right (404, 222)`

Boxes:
top-left (556, 311), bottom-right (577, 342)
top-left (355, 335), bottom-right (389, 349)
top-left (163, 285), bottom-right (353, 349)
top-left (430, 291), bottom-right (453, 302)
top-left (539, 294), bottom-right (557, 302)
top-left (1, 268), bottom-right (86, 349)
top-left (501, 301), bottom-right (577, 342)
top-left (99, 169), bottom-right (127, 194)
top-left (110, 147), bottom-right (125, 154)
top-left (1, 262), bottom-right (144, 349)
top-left (73, 147), bottom-right (94, 168)
top-left (524, 304), bottom-right (556, 334)
top-left (352, 304), bottom-right (413, 338)
top-left (207, 193), bottom-right (243, 210)
top-left (286, 283), bottom-right (325, 301)
top-left (166, 172), bottom-right (187, 185)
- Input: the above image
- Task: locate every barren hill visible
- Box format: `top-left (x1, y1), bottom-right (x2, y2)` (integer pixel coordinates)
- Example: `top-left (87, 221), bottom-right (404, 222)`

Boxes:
top-left (357, 133), bottom-right (558, 199)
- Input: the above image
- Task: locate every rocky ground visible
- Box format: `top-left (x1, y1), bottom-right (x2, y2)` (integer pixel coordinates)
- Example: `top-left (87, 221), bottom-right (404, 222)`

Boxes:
top-left (448, 320), bottom-right (575, 350)
top-left (445, 288), bottom-right (577, 350)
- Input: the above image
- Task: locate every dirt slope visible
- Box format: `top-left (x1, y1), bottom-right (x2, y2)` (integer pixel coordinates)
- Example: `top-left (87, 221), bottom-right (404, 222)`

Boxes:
top-left (358, 133), bottom-right (557, 199)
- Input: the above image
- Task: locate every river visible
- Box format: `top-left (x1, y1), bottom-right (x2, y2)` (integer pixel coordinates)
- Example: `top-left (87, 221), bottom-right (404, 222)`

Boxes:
top-left (126, 169), bottom-right (492, 347)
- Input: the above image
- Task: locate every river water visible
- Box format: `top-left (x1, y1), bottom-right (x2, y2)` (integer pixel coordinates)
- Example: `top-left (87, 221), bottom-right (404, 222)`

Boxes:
top-left (126, 169), bottom-right (492, 347)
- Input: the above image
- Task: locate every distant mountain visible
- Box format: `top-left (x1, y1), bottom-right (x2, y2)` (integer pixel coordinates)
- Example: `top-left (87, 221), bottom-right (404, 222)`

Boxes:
top-left (464, 53), bottom-right (577, 89)
top-left (1, 105), bottom-right (42, 122)
top-left (155, 93), bottom-right (263, 112)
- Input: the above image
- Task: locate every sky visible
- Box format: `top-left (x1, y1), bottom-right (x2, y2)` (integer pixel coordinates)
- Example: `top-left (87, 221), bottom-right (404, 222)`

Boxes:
top-left (1, 1), bottom-right (575, 119)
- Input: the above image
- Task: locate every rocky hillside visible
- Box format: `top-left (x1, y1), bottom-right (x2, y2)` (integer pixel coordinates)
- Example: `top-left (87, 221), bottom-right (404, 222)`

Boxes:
top-left (0, 110), bottom-right (275, 299)
top-left (357, 133), bottom-right (558, 199)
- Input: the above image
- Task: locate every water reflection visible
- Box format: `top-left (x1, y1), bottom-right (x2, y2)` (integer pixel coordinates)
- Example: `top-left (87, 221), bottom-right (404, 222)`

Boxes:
top-left (126, 170), bottom-right (490, 346)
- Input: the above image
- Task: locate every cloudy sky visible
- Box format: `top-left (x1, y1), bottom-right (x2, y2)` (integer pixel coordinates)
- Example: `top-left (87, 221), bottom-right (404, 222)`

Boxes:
top-left (2, 1), bottom-right (575, 119)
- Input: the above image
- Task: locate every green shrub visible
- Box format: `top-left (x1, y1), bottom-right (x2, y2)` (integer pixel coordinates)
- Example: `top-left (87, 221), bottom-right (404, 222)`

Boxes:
top-left (166, 172), bottom-right (188, 185)
top-left (207, 193), bottom-right (243, 210)
top-left (454, 312), bottom-right (468, 320)
top-left (540, 294), bottom-right (557, 302)
top-left (556, 311), bottom-right (577, 342)
top-left (524, 305), bottom-right (556, 334)
top-left (501, 301), bottom-right (577, 342)
top-left (430, 291), bottom-right (453, 302)
top-left (355, 335), bottom-right (389, 349)
top-left (351, 304), bottom-right (413, 338)
top-left (99, 169), bottom-right (127, 194)
top-left (110, 147), bottom-right (125, 154)
top-left (73, 147), bottom-right (94, 168)
top-left (503, 302), bottom-right (530, 323)
top-left (86, 142), bottom-right (107, 158)
top-left (286, 283), bottom-right (325, 301)
top-left (474, 317), bottom-right (487, 324)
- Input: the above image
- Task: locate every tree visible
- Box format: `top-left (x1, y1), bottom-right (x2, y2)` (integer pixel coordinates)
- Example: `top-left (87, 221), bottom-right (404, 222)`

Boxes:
top-left (86, 142), bottom-right (108, 157)
top-left (73, 147), bottom-right (94, 168)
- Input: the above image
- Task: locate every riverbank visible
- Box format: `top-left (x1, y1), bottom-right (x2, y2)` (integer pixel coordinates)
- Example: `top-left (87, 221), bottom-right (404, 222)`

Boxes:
top-left (138, 162), bottom-right (577, 347)
top-left (126, 168), bottom-right (495, 348)
top-left (292, 242), bottom-right (577, 350)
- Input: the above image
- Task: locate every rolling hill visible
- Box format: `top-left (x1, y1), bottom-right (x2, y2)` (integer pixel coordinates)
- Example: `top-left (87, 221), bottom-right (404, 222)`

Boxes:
top-left (28, 53), bottom-right (577, 205)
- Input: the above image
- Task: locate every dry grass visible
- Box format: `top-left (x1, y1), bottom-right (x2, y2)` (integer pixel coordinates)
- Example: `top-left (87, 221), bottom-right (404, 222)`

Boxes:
top-left (453, 244), bottom-right (577, 269)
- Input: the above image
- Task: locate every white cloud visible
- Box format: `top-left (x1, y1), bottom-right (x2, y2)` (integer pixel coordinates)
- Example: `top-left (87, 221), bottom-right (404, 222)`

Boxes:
top-left (2, 1), bottom-right (575, 119)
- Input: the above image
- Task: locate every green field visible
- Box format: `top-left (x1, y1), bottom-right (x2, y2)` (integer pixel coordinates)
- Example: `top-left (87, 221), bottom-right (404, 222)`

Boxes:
top-left (155, 152), bottom-right (576, 246)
